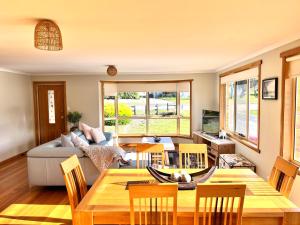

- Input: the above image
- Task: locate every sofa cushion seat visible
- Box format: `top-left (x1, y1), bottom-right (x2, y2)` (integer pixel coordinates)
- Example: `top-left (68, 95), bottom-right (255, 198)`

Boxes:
top-left (27, 146), bottom-right (85, 158)
top-left (90, 140), bottom-right (109, 146)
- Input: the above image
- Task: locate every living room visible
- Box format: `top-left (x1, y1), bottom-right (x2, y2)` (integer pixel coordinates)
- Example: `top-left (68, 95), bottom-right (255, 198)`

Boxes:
top-left (1, 1), bottom-right (300, 225)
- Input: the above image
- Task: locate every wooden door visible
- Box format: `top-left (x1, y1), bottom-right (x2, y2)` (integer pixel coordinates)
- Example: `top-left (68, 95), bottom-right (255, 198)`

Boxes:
top-left (33, 81), bottom-right (67, 145)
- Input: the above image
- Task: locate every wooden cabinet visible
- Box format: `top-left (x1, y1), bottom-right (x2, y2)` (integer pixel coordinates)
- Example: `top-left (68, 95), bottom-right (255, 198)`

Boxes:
top-left (193, 131), bottom-right (235, 165)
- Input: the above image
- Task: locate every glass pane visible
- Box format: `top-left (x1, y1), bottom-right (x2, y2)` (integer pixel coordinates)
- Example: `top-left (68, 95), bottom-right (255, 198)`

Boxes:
top-left (118, 92), bottom-right (146, 116)
top-left (236, 80), bottom-right (247, 136)
top-left (104, 96), bottom-right (115, 118)
top-left (118, 119), bottom-right (146, 134)
top-left (248, 78), bottom-right (258, 143)
top-left (149, 92), bottom-right (177, 117)
top-left (48, 90), bottom-right (55, 124)
top-left (104, 119), bottom-right (116, 133)
top-left (294, 78), bottom-right (300, 162)
top-left (180, 118), bottom-right (190, 135)
top-left (149, 119), bottom-right (177, 134)
top-left (225, 82), bottom-right (235, 131)
top-left (180, 92), bottom-right (190, 117)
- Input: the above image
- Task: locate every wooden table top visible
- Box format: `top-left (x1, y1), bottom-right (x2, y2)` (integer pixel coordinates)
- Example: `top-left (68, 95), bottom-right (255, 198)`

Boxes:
top-left (76, 168), bottom-right (300, 218)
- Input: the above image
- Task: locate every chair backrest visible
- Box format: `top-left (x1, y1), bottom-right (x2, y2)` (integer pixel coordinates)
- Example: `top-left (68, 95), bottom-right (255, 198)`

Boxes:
top-left (269, 156), bottom-right (298, 197)
top-left (129, 183), bottom-right (178, 225)
top-left (179, 144), bottom-right (208, 169)
top-left (136, 143), bottom-right (165, 168)
top-left (194, 184), bottom-right (246, 225)
top-left (60, 155), bottom-right (88, 217)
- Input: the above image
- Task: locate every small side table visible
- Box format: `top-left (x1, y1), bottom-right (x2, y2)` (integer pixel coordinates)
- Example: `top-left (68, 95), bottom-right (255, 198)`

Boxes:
top-left (219, 154), bottom-right (256, 172)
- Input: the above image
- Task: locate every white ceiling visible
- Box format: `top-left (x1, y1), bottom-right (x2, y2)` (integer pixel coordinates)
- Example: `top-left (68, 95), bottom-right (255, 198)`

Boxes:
top-left (1, 0), bottom-right (300, 75)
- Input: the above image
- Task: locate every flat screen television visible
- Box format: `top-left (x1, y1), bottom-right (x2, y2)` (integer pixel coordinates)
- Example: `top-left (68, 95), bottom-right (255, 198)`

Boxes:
top-left (202, 110), bottom-right (220, 135)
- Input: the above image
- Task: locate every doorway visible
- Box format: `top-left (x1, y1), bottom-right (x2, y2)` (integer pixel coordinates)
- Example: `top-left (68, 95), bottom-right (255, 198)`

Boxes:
top-left (33, 81), bottom-right (67, 145)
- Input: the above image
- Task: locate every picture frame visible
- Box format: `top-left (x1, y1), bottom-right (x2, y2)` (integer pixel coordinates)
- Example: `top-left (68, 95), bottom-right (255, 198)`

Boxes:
top-left (262, 77), bottom-right (278, 100)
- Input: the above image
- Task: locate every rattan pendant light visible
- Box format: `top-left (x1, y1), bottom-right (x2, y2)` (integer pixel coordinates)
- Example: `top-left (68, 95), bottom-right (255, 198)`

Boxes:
top-left (34, 20), bottom-right (63, 51)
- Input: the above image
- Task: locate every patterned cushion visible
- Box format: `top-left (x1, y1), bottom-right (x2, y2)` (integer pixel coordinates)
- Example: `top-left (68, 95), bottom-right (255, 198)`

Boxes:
top-left (79, 122), bottom-right (93, 141)
top-left (71, 132), bottom-right (89, 147)
top-left (91, 128), bottom-right (106, 144)
top-left (61, 134), bottom-right (74, 147)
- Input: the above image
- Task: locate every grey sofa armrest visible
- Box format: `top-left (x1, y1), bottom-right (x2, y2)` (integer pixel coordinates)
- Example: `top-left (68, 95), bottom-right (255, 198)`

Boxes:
top-left (104, 132), bottom-right (113, 141)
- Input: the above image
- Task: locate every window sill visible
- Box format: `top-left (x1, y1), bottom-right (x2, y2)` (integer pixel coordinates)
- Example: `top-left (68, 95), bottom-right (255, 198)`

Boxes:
top-left (226, 132), bottom-right (261, 154)
top-left (117, 134), bottom-right (192, 139)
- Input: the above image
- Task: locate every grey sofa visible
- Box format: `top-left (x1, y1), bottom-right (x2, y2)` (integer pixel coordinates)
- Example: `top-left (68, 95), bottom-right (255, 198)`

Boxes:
top-left (27, 130), bottom-right (118, 186)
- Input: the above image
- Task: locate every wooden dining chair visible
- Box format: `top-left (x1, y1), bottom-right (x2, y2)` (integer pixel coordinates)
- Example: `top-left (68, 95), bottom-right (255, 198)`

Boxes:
top-left (136, 143), bottom-right (165, 168)
top-left (129, 183), bottom-right (178, 225)
top-left (269, 156), bottom-right (298, 197)
top-left (179, 144), bottom-right (208, 169)
top-left (194, 184), bottom-right (246, 225)
top-left (60, 155), bottom-right (88, 224)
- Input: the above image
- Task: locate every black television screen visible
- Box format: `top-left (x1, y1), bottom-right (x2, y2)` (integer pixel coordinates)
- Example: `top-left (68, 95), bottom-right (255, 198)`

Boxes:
top-left (202, 110), bottom-right (219, 135)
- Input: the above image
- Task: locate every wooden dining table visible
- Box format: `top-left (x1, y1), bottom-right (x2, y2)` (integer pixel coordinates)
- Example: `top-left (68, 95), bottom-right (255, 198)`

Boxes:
top-left (74, 168), bottom-right (300, 225)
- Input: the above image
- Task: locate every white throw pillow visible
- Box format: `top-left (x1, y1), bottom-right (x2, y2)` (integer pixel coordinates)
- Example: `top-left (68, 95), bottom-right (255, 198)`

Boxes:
top-left (61, 134), bottom-right (74, 147)
top-left (71, 132), bottom-right (89, 147)
top-left (79, 122), bottom-right (93, 141)
top-left (91, 128), bottom-right (106, 143)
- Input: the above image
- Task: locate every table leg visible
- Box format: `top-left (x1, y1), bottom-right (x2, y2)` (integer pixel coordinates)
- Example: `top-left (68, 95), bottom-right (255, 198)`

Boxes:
top-left (283, 211), bottom-right (300, 225)
top-left (74, 211), bottom-right (93, 225)
top-left (165, 152), bottom-right (170, 166)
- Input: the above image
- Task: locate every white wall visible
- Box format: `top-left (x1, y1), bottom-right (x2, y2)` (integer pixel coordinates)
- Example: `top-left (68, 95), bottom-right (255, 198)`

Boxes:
top-left (0, 71), bottom-right (35, 162)
top-left (218, 39), bottom-right (300, 206)
top-left (31, 73), bottom-right (219, 132)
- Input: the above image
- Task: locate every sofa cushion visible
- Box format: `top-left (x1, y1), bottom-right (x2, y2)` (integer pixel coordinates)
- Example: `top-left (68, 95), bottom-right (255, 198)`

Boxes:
top-left (104, 132), bottom-right (113, 141)
top-left (71, 132), bottom-right (89, 147)
top-left (27, 146), bottom-right (85, 158)
top-left (73, 130), bottom-right (90, 143)
top-left (61, 134), bottom-right (74, 147)
top-left (79, 122), bottom-right (93, 141)
top-left (91, 128), bottom-right (106, 143)
top-left (91, 140), bottom-right (110, 146)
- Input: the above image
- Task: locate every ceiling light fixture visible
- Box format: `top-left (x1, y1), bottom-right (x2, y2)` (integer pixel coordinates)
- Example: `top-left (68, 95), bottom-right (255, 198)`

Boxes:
top-left (34, 19), bottom-right (63, 51)
top-left (107, 65), bottom-right (118, 76)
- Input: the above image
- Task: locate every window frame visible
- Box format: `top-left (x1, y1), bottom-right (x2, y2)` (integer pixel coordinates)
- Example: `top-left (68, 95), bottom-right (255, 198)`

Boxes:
top-left (280, 46), bottom-right (300, 169)
top-left (220, 60), bottom-right (262, 153)
top-left (292, 78), bottom-right (300, 165)
top-left (101, 80), bottom-right (193, 138)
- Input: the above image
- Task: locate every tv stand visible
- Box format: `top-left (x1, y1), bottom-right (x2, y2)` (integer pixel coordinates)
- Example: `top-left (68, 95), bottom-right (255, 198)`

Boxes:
top-left (193, 131), bottom-right (235, 165)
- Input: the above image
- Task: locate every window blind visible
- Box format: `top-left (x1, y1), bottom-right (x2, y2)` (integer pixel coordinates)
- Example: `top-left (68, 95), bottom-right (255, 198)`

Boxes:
top-left (103, 81), bottom-right (190, 95)
top-left (286, 54), bottom-right (300, 78)
top-left (220, 67), bottom-right (258, 84)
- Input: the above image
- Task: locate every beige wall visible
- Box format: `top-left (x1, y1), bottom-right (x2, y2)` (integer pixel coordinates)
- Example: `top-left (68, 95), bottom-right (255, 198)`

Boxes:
top-left (0, 71), bottom-right (35, 162)
top-left (31, 73), bottom-right (219, 132)
top-left (218, 39), bottom-right (300, 206)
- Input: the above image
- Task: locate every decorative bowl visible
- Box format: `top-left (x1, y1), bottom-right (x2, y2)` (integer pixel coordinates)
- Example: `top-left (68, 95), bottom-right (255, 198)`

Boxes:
top-left (146, 166), bottom-right (217, 190)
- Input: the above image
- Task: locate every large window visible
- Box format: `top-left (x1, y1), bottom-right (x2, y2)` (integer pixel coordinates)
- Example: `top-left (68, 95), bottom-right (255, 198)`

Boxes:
top-left (225, 78), bottom-right (258, 144)
top-left (281, 47), bottom-right (300, 165)
top-left (102, 81), bottom-right (192, 137)
top-left (221, 62), bottom-right (261, 150)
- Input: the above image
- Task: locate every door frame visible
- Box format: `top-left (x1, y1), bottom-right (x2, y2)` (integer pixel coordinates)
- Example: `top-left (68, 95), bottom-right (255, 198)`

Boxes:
top-left (33, 81), bottom-right (67, 145)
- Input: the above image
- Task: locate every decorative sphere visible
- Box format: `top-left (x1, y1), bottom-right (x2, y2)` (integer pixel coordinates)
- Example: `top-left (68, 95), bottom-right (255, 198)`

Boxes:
top-left (170, 172), bottom-right (181, 182)
top-left (181, 173), bottom-right (192, 183)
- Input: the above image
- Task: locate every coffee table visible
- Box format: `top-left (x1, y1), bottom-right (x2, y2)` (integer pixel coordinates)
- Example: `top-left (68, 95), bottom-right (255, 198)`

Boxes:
top-left (142, 137), bottom-right (175, 165)
top-left (119, 137), bottom-right (175, 166)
